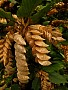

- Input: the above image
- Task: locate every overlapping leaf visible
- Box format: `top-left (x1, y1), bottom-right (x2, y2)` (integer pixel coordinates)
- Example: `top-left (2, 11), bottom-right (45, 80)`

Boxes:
top-left (0, 8), bottom-right (14, 21)
top-left (49, 72), bottom-right (67, 84)
top-left (17, 0), bottom-right (42, 17)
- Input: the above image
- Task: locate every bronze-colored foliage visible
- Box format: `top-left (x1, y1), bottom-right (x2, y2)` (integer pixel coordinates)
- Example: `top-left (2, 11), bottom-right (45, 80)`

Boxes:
top-left (0, 18), bottom-right (7, 24)
top-left (0, 1), bottom-right (67, 89)
top-left (37, 70), bottom-right (52, 90)
top-left (51, 20), bottom-right (68, 27)
top-left (0, 39), bottom-right (4, 63)
top-left (47, 2), bottom-right (68, 16)
top-left (14, 32), bottom-right (29, 85)
top-left (3, 32), bottom-right (14, 66)
top-left (25, 25), bottom-right (51, 66)
top-left (47, 8), bottom-right (58, 16)
top-left (0, 84), bottom-right (7, 90)
top-left (61, 45), bottom-right (68, 62)
top-left (3, 32), bottom-right (15, 79)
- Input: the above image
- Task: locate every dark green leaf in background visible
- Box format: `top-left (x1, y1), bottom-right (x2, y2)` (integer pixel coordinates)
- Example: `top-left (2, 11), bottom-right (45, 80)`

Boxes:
top-left (31, 1), bottom-right (55, 23)
top-left (32, 77), bottom-right (41, 90)
top-left (17, 0), bottom-right (42, 18)
top-left (11, 84), bottom-right (21, 90)
top-left (31, 3), bottom-right (52, 23)
top-left (5, 88), bottom-right (11, 90)
top-left (49, 72), bottom-right (67, 84)
top-left (42, 62), bottom-right (64, 73)
top-left (53, 85), bottom-right (68, 90)
top-left (0, 8), bottom-right (14, 21)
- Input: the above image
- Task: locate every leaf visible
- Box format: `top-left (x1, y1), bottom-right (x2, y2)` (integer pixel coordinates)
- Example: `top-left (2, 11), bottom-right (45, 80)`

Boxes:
top-left (61, 41), bottom-right (68, 45)
top-left (53, 85), bottom-right (68, 90)
top-left (8, 0), bottom-right (17, 3)
top-left (5, 75), bottom-right (13, 84)
top-left (43, 21), bottom-right (50, 25)
top-left (32, 77), bottom-right (41, 90)
top-left (11, 84), bottom-right (21, 90)
top-left (17, 0), bottom-right (42, 18)
top-left (49, 72), bottom-right (67, 84)
top-left (0, 8), bottom-right (14, 21)
top-left (31, 2), bottom-right (54, 23)
top-left (5, 88), bottom-right (11, 90)
top-left (42, 62), bottom-right (64, 72)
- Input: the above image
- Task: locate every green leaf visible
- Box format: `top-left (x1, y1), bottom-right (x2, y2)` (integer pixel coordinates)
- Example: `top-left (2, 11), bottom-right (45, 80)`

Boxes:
top-left (11, 84), bottom-right (21, 90)
top-left (32, 77), bottom-right (41, 90)
top-left (5, 88), bottom-right (11, 90)
top-left (0, 8), bottom-right (14, 21)
top-left (43, 21), bottom-right (50, 25)
top-left (53, 85), bottom-right (68, 90)
top-left (61, 41), bottom-right (68, 45)
top-left (17, 0), bottom-right (42, 18)
top-left (49, 72), bottom-right (67, 84)
top-left (5, 75), bottom-right (13, 84)
top-left (42, 62), bottom-right (64, 73)
top-left (8, 0), bottom-right (17, 3)
top-left (31, 2), bottom-right (54, 23)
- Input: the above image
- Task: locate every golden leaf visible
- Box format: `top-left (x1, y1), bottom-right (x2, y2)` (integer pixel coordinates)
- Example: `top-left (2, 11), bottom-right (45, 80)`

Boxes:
top-left (0, 49), bottom-right (3, 54)
top-left (17, 74), bottom-right (29, 81)
top-left (18, 71), bottom-right (30, 76)
top-left (25, 32), bottom-right (32, 42)
top-left (16, 65), bottom-right (29, 71)
top-left (29, 30), bottom-right (43, 35)
top-left (37, 70), bottom-right (52, 90)
top-left (32, 46), bottom-right (37, 55)
top-left (29, 25), bottom-right (41, 30)
top-left (56, 37), bottom-right (65, 41)
top-left (0, 54), bottom-right (3, 58)
top-left (6, 38), bottom-right (12, 45)
top-left (31, 35), bottom-right (45, 40)
top-left (36, 53), bottom-right (51, 61)
top-left (4, 42), bottom-right (11, 49)
top-left (14, 43), bottom-right (26, 53)
top-left (3, 59), bottom-right (8, 66)
top-left (37, 60), bottom-right (51, 66)
top-left (14, 32), bottom-right (26, 45)
top-left (0, 39), bottom-right (4, 44)
top-left (29, 39), bottom-right (35, 47)
top-left (35, 47), bottom-right (50, 54)
top-left (52, 37), bottom-right (57, 40)
top-left (52, 30), bottom-right (62, 36)
top-left (44, 31), bottom-right (52, 41)
top-left (15, 52), bottom-right (26, 60)
top-left (19, 80), bottom-right (29, 84)
top-left (16, 59), bottom-right (28, 66)
top-left (0, 45), bottom-right (3, 49)
top-left (3, 47), bottom-right (8, 53)
top-left (35, 41), bottom-right (49, 47)
top-left (47, 8), bottom-right (58, 16)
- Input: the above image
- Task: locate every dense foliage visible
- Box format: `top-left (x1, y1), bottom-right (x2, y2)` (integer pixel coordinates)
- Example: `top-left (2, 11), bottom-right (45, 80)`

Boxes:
top-left (0, 0), bottom-right (68, 90)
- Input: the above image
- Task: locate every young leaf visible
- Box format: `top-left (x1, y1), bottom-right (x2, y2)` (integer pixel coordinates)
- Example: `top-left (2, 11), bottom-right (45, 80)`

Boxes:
top-left (32, 77), bottom-right (41, 90)
top-left (17, 0), bottom-right (42, 18)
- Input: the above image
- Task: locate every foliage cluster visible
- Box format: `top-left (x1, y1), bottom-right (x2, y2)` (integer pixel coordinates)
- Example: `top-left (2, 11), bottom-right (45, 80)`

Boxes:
top-left (0, 0), bottom-right (68, 90)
